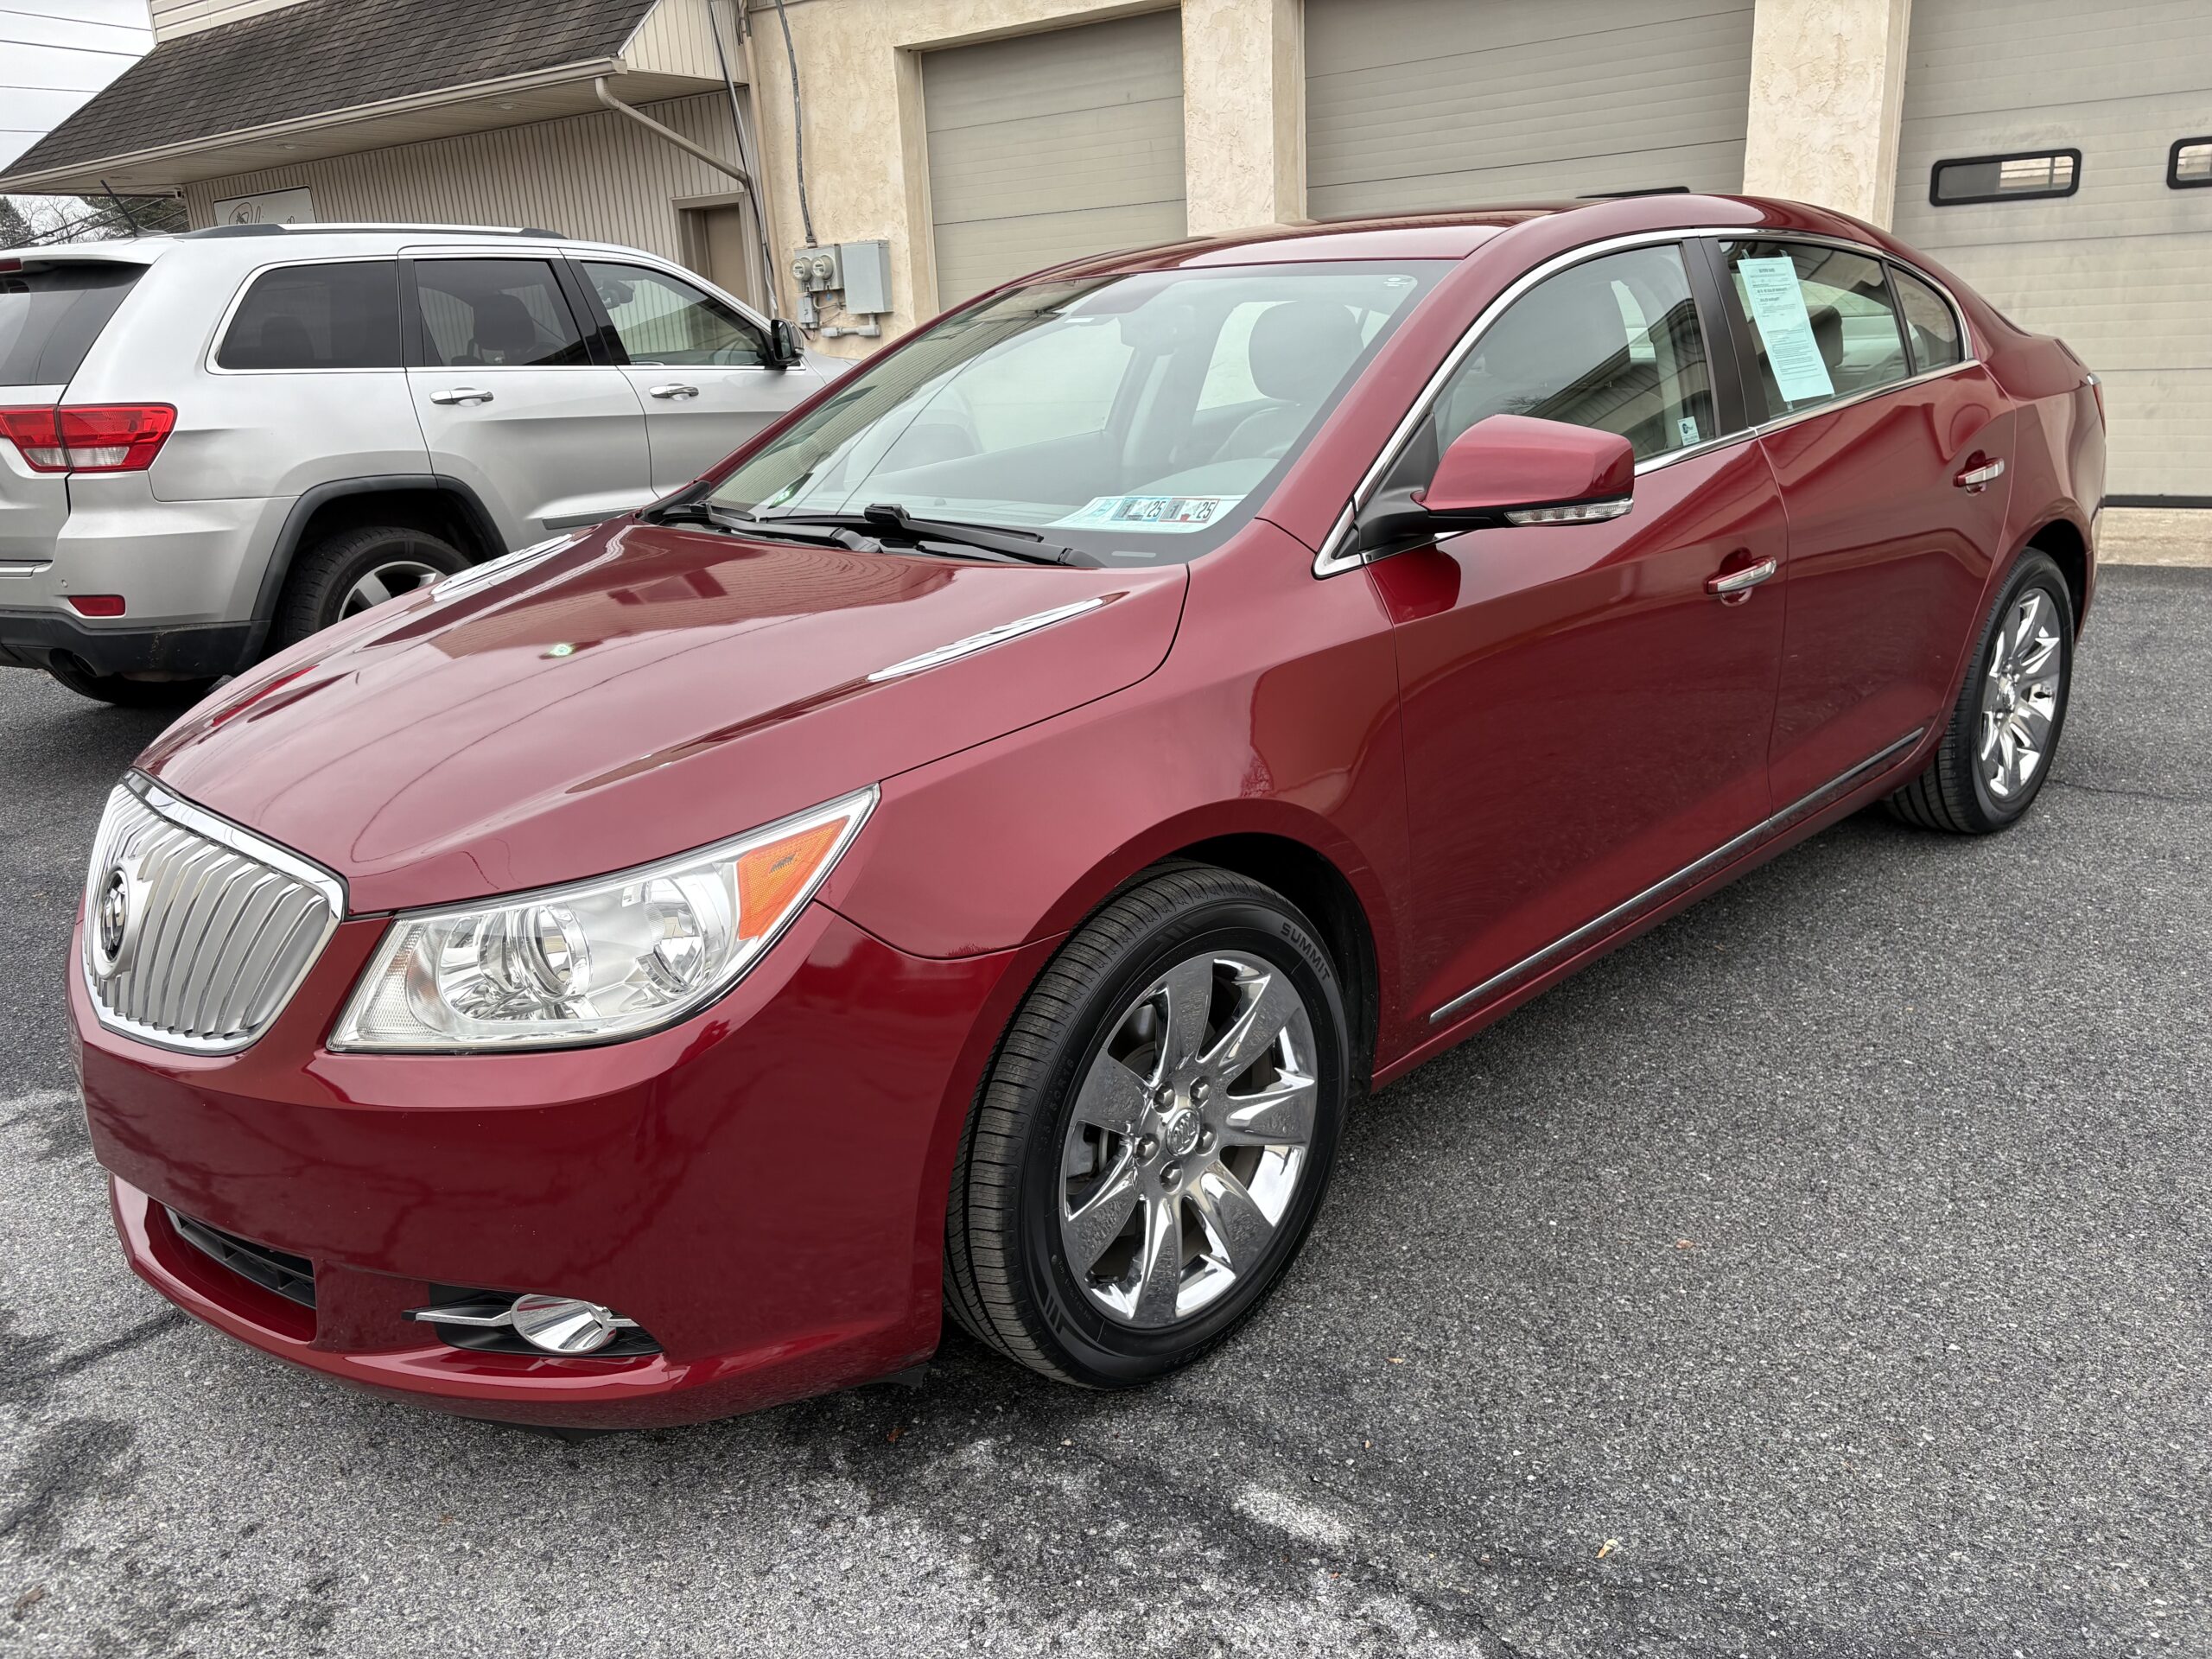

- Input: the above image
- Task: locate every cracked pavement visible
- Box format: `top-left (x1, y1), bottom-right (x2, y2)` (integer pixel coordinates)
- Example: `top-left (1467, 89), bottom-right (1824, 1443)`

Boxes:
top-left (1, 566), bottom-right (2206, 1656)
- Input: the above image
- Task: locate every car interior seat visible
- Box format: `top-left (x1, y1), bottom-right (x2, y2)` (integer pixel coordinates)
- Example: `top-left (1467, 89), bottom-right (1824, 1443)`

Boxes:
top-left (1215, 302), bottom-right (1367, 461)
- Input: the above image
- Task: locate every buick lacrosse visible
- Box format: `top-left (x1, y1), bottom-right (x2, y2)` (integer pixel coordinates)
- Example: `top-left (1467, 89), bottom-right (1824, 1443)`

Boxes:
top-left (73, 194), bottom-right (2102, 1426)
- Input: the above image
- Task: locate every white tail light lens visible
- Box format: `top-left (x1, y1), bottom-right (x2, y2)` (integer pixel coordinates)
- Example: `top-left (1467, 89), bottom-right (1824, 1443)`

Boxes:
top-left (331, 788), bottom-right (875, 1051)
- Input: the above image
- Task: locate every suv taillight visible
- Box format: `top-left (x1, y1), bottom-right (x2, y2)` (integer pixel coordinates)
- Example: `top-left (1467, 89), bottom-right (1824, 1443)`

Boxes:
top-left (0, 404), bottom-right (176, 474)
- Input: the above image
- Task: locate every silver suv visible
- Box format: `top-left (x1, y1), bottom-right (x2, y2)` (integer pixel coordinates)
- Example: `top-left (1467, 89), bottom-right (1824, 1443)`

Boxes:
top-left (0, 223), bottom-right (837, 705)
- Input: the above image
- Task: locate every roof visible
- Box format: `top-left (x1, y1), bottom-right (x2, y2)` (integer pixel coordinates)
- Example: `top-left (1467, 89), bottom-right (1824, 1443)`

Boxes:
top-left (2, 0), bottom-right (660, 182)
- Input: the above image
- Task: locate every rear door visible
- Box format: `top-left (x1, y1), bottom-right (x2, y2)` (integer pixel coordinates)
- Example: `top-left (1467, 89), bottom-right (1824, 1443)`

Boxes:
top-left (0, 259), bottom-right (144, 564)
top-left (574, 257), bottom-right (821, 493)
top-left (1710, 237), bottom-right (2014, 804)
top-left (403, 253), bottom-right (652, 548)
top-left (1376, 240), bottom-right (1790, 1027)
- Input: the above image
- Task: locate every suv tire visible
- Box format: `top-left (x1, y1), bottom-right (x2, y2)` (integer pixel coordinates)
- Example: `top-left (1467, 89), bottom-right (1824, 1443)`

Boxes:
top-left (46, 659), bottom-right (215, 709)
top-left (274, 524), bottom-right (468, 651)
top-left (1885, 549), bottom-right (2075, 835)
top-left (944, 865), bottom-right (1349, 1389)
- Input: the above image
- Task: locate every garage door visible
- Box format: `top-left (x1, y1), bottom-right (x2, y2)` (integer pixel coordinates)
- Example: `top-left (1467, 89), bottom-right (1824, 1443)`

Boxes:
top-left (1305, 0), bottom-right (1756, 217)
top-left (923, 10), bottom-right (1185, 305)
top-left (1894, 0), bottom-right (2212, 499)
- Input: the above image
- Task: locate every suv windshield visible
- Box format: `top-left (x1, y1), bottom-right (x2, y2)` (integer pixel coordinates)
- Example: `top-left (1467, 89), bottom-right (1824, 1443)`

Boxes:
top-left (0, 262), bottom-right (144, 386)
top-left (709, 260), bottom-right (1451, 563)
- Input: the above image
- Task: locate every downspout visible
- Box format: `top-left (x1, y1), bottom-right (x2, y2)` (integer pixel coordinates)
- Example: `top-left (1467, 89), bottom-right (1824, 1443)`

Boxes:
top-left (707, 0), bottom-right (784, 317)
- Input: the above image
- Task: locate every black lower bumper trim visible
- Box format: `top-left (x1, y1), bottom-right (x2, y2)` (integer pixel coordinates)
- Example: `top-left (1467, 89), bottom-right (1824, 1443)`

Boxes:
top-left (0, 611), bottom-right (253, 678)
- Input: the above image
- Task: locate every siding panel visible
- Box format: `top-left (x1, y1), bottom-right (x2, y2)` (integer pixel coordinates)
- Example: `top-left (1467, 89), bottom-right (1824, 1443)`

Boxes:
top-left (181, 93), bottom-right (745, 267)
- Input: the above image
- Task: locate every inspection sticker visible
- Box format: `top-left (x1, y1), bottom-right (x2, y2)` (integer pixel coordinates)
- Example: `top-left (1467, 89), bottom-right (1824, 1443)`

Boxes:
top-left (1053, 494), bottom-right (1242, 532)
top-left (1736, 256), bottom-right (1834, 405)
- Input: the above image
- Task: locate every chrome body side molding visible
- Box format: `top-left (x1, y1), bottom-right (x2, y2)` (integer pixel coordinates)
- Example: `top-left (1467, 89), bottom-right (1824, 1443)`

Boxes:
top-left (1427, 728), bottom-right (1928, 1025)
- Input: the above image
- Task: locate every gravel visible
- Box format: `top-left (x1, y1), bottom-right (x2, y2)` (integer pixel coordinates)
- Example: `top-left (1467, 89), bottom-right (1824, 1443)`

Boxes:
top-left (2, 566), bottom-right (2205, 1657)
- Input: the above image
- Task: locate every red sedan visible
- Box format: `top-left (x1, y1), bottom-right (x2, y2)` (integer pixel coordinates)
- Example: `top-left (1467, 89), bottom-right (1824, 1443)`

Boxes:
top-left (73, 195), bottom-right (2102, 1427)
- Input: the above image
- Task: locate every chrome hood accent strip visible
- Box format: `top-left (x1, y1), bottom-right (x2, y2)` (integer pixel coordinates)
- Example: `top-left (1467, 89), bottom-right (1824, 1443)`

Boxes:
top-left (866, 596), bottom-right (1109, 683)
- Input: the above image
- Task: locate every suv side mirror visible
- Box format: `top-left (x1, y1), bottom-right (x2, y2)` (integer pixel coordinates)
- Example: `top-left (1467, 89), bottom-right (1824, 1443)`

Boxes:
top-left (1357, 414), bottom-right (1635, 556)
top-left (767, 317), bottom-right (806, 369)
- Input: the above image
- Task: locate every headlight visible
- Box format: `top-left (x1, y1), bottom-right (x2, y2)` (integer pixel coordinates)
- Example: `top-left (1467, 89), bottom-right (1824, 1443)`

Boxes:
top-left (331, 787), bottom-right (874, 1052)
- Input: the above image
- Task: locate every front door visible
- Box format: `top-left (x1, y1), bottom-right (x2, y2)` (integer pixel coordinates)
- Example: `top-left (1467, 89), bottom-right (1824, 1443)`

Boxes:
top-left (576, 259), bottom-right (822, 495)
top-left (1711, 238), bottom-right (2016, 803)
top-left (405, 254), bottom-right (652, 548)
top-left (1374, 242), bottom-right (1790, 1027)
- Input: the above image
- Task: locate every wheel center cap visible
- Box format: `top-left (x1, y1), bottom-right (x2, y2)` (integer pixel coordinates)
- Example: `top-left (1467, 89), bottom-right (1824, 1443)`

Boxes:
top-left (1160, 1106), bottom-right (1202, 1159)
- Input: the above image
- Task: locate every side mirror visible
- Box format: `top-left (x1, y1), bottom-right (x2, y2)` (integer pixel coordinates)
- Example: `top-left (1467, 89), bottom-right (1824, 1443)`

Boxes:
top-left (1357, 414), bottom-right (1635, 556)
top-left (767, 317), bottom-right (806, 369)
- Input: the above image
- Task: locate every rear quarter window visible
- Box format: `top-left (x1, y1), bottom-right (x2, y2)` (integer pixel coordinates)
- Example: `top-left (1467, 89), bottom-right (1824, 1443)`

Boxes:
top-left (217, 261), bottom-right (403, 370)
top-left (0, 263), bottom-right (144, 385)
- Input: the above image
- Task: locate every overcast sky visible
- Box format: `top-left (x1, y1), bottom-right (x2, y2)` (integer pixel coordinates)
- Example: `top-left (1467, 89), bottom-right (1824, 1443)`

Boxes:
top-left (1, 0), bottom-right (153, 170)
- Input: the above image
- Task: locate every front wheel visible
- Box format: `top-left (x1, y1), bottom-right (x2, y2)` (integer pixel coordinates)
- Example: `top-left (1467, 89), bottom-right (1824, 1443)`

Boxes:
top-left (1887, 548), bottom-right (2075, 834)
top-left (944, 866), bottom-right (1349, 1389)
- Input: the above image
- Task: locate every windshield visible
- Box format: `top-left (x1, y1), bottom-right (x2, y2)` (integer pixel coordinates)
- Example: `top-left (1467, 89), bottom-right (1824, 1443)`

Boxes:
top-left (709, 261), bottom-right (1451, 563)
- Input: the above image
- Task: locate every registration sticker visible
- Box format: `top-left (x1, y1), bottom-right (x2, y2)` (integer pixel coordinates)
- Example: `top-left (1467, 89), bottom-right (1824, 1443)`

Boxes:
top-left (1053, 494), bottom-right (1242, 532)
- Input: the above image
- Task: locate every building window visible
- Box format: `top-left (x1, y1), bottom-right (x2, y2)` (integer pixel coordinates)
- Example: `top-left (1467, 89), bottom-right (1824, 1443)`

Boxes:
top-left (1929, 149), bottom-right (2081, 206)
top-left (2171, 138), bottom-right (2212, 189)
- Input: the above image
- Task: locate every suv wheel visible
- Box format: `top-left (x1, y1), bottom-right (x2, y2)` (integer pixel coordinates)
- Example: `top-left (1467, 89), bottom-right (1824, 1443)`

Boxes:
top-left (46, 658), bottom-right (214, 709)
top-left (275, 524), bottom-right (467, 651)
top-left (944, 866), bottom-right (1349, 1389)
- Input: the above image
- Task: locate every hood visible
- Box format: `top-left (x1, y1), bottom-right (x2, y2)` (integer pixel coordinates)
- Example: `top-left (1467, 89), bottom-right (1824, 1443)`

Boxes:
top-left (141, 521), bottom-right (1187, 912)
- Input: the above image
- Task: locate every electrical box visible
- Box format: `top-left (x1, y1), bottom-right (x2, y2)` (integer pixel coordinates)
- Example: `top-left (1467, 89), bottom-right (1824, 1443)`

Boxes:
top-left (789, 245), bottom-right (841, 296)
top-left (836, 239), bottom-right (892, 316)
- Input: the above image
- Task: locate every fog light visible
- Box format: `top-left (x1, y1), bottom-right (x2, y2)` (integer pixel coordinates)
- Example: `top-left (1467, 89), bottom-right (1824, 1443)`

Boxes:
top-left (405, 1290), bottom-right (644, 1355)
top-left (509, 1294), bottom-right (631, 1355)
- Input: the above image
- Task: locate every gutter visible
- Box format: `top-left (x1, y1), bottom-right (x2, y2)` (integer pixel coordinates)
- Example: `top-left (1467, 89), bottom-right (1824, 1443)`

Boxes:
top-left (0, 57), bottom-right (631, 194)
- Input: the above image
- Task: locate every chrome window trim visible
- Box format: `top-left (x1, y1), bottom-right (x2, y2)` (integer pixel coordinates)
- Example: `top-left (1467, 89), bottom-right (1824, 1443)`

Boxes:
top-left (1426, 728), bottom-right (1927, 1026)
top-left (203, 252), bottom-right (409, 378)
top-left (82, 772), bottom-right (347, 1056)
top-left (1313, 226), bottom-right (1978, 578)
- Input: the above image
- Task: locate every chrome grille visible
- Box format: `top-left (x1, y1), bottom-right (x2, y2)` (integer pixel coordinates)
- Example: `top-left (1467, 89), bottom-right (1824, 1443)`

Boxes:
top-left (82, 775), bottom-right (343, 1053)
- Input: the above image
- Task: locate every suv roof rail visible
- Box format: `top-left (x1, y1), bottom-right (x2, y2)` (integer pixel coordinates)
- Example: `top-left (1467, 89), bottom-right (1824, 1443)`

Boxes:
top-left (181, 222), bottom-right (565, 240)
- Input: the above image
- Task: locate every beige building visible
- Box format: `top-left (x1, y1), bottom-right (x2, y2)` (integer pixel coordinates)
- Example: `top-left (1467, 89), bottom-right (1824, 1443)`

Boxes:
top-left (4, 0), bottom-right (2208, 499)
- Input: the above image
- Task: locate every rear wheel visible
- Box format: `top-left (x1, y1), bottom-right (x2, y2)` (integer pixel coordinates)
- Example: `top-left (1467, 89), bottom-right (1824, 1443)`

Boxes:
top-left (944, 866), bottom-right (1349, 1389)
top-left (1887, 548), bottom-right (2075, 834)
top-left (45, 659), bottom-right (214, 708)
top-left (273, 524), bottom-right (467, 651)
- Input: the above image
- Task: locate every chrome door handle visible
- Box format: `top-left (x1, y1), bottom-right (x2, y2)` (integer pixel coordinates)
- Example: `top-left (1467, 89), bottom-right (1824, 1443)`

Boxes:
top-left (647, 383), bottom-right (700, 400)
top-left (429, 386), bottom-right (494, 405)
top-left (1706, 556), bottom-right (1777, 597)
top-left (1955, 457), bottom-right (2005, 490)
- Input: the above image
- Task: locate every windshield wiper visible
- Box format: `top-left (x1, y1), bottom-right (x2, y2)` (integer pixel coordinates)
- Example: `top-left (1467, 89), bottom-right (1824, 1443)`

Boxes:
top-left (644, 499), bottom-right (881, 551)
top-left (767, 503), bottom-right (1090, 567)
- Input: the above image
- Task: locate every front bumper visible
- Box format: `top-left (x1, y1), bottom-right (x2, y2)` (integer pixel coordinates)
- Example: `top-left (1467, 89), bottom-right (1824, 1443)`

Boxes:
top-left (74, 902), bottom-right (1048, 1427)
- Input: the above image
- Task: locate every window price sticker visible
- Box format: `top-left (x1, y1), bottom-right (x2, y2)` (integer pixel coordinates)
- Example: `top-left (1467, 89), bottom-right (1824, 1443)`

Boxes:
top-left (1054, 494), bottom-right (1242, 532)
top-left (1737, 256), bottom-right (1835, 404)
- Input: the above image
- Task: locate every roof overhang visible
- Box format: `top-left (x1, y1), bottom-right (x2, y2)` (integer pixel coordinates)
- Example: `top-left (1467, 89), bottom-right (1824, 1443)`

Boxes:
top-left (0, 61), bottom-right (722, 196)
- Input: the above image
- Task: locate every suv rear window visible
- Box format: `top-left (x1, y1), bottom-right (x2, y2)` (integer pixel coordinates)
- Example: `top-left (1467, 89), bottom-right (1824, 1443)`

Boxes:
top-left (0, 263), bottom-right (143, 386)
top-left (218, 260), bottom-right (403, 370)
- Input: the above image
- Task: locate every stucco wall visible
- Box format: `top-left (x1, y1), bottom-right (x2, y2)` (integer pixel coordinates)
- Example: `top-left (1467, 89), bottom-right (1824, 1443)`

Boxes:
top-left (1741, 0), bottom-right (1914, 226)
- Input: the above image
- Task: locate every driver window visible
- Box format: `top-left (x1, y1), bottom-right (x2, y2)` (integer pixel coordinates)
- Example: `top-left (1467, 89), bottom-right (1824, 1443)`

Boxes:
top-left (582, 261), bottom-right (768, 367)
top-left (1394, 244), bottom-right (1715, 491)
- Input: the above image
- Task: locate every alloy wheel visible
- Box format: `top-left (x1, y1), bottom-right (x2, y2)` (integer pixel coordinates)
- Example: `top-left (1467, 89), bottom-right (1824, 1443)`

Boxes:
top-left (1058, 949), bottom-right (1318, 1327)
top-left (339, 558), bottom-right (443, 619)
top-left (1979, 588), bottom-right (2063, 801)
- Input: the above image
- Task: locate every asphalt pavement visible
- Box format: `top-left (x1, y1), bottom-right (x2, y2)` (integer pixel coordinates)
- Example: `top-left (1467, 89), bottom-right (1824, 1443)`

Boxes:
top-left (1, 566), bottom-right (2206, 1657)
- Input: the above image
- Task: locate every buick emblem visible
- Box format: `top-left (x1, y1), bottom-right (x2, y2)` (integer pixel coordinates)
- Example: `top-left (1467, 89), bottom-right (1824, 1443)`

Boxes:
top-left (92, 865), bottom-right (132, 977)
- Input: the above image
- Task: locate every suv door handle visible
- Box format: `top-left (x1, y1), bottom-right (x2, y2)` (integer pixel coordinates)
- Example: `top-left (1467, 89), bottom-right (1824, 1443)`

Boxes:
top-left (1706, 556), bottom-right (1777, 598)
top-left (647, 383), bottom-right (701, 400)
top-left (1955, 455), bottom-right (2005, 491)
top-left (429, 387), bottom-right (494, 406)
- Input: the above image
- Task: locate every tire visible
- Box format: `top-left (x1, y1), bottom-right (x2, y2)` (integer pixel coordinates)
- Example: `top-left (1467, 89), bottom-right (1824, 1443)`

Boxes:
top-left (1886, 548), bottom-right (2075, 834)
top-left (45, 659), bottom-right (215, 709)
top-left (944, 864), bottom-right (1350, 1389)
top-left (272, 524), bottom-right (467, 652)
